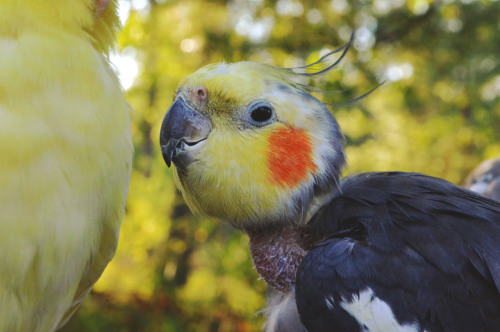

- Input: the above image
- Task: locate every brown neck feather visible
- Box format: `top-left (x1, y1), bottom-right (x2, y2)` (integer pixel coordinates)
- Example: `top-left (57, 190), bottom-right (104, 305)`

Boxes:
top-left (245, 225), bottom-right (314, 293)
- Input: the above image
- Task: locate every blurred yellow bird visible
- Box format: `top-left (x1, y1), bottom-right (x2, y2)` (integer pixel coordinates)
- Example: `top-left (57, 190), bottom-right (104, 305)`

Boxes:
top-left (0, 0), bottom-right (132, 331)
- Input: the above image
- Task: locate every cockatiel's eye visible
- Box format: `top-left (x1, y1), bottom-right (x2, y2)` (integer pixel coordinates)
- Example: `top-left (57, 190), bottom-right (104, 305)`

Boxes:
top-left (248, 102), bottom-right (274, 126)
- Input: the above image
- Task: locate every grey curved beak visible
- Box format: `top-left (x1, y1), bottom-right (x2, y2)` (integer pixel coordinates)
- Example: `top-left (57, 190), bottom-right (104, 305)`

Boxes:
top-left (160, 98), bottom-right (211, 167)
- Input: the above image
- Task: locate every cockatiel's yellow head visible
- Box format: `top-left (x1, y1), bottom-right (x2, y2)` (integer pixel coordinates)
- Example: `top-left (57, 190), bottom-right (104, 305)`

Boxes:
top-left (160, 56), bottom-right (347, 229)
top-left (1, 0), bottom-right (120, 54)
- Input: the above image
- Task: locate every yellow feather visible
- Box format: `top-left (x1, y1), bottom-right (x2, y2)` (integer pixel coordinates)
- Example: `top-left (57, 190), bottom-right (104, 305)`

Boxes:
top-left (171, 61), bottom-right (343, 227)
top-left (176, 126), bottom-right (282, 223)
top-left (0, 1), bottom-right (132, 331)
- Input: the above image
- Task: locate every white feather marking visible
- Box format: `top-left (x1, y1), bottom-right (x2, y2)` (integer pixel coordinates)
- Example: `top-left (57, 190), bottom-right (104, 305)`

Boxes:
top-left (325, 294), bottom-right (336, 311)
top-left (340, 288), bottom-right (421, 332)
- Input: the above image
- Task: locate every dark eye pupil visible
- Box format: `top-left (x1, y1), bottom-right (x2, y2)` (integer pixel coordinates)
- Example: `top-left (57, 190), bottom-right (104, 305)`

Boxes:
top-left (251, 106), bottom-right (272, 122)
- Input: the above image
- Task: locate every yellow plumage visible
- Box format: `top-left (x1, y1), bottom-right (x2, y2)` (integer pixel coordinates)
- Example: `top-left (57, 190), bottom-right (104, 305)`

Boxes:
top-left (162, 61), bottom-right (342, 228)
top-left (0, 1), bottom-right (132, 330)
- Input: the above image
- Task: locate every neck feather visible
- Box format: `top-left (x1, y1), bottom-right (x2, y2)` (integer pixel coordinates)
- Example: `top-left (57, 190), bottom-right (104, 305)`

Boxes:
top-left (246, 225), bottom-right (315, 292)
top-left (243, 189), bottom-right (336, 292)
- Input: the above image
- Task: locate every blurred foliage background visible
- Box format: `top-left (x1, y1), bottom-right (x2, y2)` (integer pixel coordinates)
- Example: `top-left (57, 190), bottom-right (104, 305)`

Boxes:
top-left (62, 0), bottom-right (500, 331)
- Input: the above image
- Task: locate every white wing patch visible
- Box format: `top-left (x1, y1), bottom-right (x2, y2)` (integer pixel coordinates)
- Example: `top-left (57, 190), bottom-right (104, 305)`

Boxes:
top-left (339, 288), bottom-right (421, 332)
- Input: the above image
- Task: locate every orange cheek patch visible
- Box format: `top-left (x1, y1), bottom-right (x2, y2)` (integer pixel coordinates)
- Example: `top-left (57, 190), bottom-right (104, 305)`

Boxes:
top-left (267, 127), bottom-right (317, 188)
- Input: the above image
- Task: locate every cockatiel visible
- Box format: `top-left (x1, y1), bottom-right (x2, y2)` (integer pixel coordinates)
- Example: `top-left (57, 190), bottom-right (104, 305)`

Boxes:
top-left (0, 1), bottom-right (132, 331)
top-left (160, 42), bottom-right (500, 331)
top-left (465, 156), bottom-right (500, 202)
